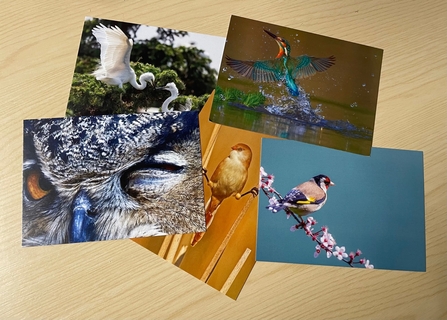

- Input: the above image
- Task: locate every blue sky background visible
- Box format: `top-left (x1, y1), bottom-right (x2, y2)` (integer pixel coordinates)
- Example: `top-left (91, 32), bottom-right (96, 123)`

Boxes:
top-left (257, 138), bottom-right (426, 271)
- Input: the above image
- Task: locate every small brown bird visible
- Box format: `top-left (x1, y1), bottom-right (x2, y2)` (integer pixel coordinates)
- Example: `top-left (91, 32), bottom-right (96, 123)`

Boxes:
top-left (191, 143), bottom-right (253, 246)
top-left (267, 175), bottom-right (334, 217)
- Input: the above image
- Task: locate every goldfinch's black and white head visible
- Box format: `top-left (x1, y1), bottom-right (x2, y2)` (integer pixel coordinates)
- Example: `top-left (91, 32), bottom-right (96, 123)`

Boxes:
top-left (313, 174), bottom-right (335, 193)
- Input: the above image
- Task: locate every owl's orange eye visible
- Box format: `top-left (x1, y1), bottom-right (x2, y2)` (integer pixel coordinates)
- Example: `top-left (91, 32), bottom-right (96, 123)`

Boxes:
top-left (26, 171), bottom-right (51, 200)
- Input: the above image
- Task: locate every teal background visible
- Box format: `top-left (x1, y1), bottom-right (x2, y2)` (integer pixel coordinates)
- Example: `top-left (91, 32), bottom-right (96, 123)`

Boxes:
top-left (257, 139), bottom-right (426, 271)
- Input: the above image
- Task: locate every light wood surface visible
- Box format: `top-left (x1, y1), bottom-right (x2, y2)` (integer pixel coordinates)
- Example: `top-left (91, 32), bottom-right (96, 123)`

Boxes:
top-left (1, 0), bottom-right (446, 318)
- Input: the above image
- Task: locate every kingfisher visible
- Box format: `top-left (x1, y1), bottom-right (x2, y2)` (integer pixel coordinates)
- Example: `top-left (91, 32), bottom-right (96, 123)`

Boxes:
top-left (225, 29), bottom-right (335, 96)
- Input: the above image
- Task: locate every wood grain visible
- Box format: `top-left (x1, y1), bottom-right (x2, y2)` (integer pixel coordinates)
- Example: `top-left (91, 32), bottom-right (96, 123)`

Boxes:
top-left (0, 0), bottom-right (446, 318)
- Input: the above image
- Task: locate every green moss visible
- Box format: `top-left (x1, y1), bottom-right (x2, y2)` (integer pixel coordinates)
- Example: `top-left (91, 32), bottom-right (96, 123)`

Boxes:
top-left (243, 91), bottom-right (266, 107)
top-left (214, 86), bottom-right (266, 108)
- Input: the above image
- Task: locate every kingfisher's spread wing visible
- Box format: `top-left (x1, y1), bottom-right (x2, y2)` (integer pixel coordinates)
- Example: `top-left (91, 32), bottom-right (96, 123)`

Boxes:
top-left (289, 55), bottom-right (335, 79)
top-left (92, 24), bottom-right (133, 74)
top-left (225, 55), bottom-right (283, 82)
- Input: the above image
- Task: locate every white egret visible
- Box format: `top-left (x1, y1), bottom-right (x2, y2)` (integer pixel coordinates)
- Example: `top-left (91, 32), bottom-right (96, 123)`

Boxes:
top-left (92, 24), bottom-right (155, 90)
top-left (137, 82), bottom-right (179, 113)
top-left (157, 82), bottom-right (179, 112)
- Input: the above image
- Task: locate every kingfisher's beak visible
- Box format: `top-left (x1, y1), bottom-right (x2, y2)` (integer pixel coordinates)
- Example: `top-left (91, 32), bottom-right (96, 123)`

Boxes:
top-left (264, 29), bottom-right (279, 40)
top-left (263, 29), bottom-right (287, 58)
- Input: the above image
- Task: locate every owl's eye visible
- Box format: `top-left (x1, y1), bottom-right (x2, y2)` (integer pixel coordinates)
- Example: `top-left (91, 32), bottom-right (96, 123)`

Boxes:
top-left (121, 150), bottom-right (187, 197)
top-left (25, 170), bottom-right (52, 200)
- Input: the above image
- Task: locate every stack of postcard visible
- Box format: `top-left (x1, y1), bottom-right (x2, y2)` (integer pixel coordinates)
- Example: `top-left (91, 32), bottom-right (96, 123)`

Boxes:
top-left (22, 16), bottom-right (425, 300)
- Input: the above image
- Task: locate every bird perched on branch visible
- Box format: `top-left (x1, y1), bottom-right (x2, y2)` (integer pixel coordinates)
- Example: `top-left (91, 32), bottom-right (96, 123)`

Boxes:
top-left (225, 29), bottom-right (335, 96)
top-left (267, 175), bottom-right (334, 217)
top-left (92, 24), bottom-right (155, 90)
top-left (191, 143), bottom-right (255, 246)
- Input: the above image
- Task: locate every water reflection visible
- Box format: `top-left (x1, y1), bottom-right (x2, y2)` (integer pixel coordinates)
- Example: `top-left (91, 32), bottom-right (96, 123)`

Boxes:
top-left (210, 102), bottom-right (372, 155)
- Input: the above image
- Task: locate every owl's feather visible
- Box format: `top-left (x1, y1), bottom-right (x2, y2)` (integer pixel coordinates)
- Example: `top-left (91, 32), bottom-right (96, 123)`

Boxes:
top-left (22, 112), bottom-right (205, 246)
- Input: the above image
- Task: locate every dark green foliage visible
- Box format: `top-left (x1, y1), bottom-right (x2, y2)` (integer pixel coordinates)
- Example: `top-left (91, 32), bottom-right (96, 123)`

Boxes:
top-left (130, 40), bottom-right (217, 96)
top-left (68, 18), bottom-right (217, 116)
top-left (213, 86), bottom-right (266, 107)
top-left (153, 27), bottom-right (187, 45)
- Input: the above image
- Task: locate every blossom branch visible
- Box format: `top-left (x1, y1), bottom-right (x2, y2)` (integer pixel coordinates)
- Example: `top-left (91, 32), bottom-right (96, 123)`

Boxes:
top-left (260, 167), bottom-right (374, 269)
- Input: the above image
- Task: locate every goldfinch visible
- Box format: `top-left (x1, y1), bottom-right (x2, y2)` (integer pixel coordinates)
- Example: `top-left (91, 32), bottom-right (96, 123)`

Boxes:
top-left (268, 175), bottom-right (334, 216)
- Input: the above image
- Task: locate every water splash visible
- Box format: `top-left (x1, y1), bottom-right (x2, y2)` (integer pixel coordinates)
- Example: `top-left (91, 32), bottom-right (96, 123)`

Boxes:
top-left (264, 86), bottom-right (321, 124)
top-left (261, 86), bottom-right (372, 139)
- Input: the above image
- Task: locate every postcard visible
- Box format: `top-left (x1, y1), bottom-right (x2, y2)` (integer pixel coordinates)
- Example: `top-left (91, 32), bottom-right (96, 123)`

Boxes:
top-left (22, 111), bottom-right (205, 246)
top-left (66, 17), bottom-right (225, 116)
top-left (257, 138), bottom-right (425, 271)
top-left (64, 16), bottom-right (261, 299)
top-left (210, 15), bottom-right (383, 156)
top-left (134, 93), bottom-right (269, 299)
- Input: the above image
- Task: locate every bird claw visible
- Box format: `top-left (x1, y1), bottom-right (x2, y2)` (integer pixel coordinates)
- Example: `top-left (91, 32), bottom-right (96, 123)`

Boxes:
top-left (238, 187), bottom-right (259, 199)
top-left (249, 187), bottom-right (259, 197)
top-left (202, 168), bottom-right (210, 183)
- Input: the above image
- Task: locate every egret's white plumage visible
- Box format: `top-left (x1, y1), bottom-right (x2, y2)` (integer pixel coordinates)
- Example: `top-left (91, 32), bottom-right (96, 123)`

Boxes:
top-left (92, 24), bottom-right (155, 89)
top-left (137, 82), bottom-right (179, 113)
top-left (158, 82), bottom-right (179, 112)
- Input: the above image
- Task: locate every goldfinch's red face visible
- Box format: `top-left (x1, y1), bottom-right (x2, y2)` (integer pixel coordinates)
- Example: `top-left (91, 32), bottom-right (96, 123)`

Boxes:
top-left (313, 175), bottom-right (335, 191)
top-left (324, 176), bottom-right (335, 188)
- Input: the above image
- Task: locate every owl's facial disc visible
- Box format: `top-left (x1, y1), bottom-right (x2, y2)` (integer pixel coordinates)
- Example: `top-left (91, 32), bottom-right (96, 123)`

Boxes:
top-left (122, 150), bottom-right (187, 197)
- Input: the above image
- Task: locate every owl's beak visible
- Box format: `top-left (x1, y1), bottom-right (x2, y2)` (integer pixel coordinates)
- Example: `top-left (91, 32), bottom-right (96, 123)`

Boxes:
top-left (69, 190), bottom-right (95, 243)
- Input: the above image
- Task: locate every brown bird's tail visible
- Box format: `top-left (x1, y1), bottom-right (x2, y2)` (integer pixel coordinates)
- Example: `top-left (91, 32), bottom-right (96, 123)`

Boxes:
top-left (191, 196), bottom-right (221, 246)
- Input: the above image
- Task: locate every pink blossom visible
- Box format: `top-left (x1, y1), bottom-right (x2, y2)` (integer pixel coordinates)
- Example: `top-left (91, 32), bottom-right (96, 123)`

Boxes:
top-left (333, 246), bottom-right (348, 261)
top-left (305, 217), bottom-right (317, 229)
top-left (259, 167), bottom-right (275, 189)
top-left (268, 197), bottom-right (279, 207)
top-left (260, 167), bottom-right (267, 177)
top-left (314, 245), bottom-right (321, 258)
top-left (290, 225), bottom-right (298, 232)
top-left (365, 260), bottom-right (374, 269)
top-left (304, 226), bottom-right (313, 236)
top-left (320, 231), bottom-right (336, 250)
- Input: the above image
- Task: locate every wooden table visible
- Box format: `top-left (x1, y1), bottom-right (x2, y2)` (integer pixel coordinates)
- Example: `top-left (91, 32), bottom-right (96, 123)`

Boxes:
top-left (1, 1), bottom-right (446, 318)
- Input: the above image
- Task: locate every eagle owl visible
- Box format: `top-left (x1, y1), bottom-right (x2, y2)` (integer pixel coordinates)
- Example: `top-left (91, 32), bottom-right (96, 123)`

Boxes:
top-left (22, 111), bottom-right (205, 246)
